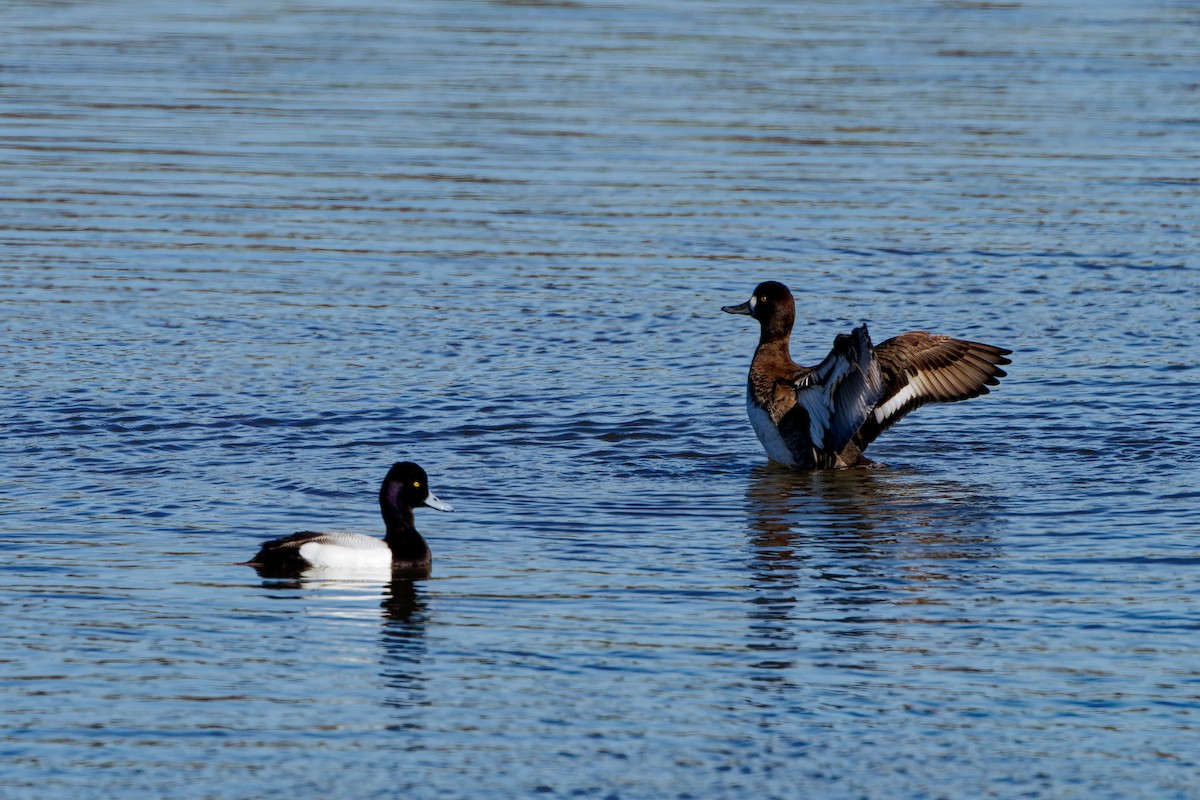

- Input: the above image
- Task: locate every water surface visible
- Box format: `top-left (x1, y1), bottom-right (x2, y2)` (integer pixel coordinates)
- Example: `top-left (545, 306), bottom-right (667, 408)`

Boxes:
top-left (2, 1), bottom-right (1198, 797)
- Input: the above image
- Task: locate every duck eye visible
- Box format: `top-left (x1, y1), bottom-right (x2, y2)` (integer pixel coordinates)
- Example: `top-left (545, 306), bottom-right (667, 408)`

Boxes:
top-left (759, 295), bottom-right (768, 302)
top-left (412, 481), bottom-right (421, 488)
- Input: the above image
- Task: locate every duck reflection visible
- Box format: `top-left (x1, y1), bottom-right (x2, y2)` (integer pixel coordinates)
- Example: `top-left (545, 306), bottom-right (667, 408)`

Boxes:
top-left (379, 578), bottom-right (430, 714)
top-left (745, 463), bottom-right (1003, 582)
top-left (254, 575), bottom-right (431, 716)
top-left (741, 464), bottom-right (1004, 680)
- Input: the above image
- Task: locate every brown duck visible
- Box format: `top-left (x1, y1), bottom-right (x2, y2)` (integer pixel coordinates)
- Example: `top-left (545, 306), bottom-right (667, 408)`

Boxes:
top-left (723, 280), bottom-right (1012, 468)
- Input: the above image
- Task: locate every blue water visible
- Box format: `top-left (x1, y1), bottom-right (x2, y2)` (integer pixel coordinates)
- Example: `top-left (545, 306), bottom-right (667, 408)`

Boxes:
top-left (2, 1), bottom-right (1198, 797)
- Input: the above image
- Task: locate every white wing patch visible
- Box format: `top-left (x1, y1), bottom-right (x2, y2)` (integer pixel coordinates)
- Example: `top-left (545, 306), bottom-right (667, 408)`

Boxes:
top-left (873, 372), bottom-right (926, 423)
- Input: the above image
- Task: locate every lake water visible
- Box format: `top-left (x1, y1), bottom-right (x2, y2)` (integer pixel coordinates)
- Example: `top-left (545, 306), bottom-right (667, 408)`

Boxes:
top-left (2, 0), bottom-right (1198, 797)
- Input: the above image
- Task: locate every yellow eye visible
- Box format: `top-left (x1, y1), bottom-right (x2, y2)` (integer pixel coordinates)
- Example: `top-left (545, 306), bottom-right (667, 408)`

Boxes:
top-left (412, 481), bottom-right (421, 487)
top-left (759, 295), bottom-right (767, 302)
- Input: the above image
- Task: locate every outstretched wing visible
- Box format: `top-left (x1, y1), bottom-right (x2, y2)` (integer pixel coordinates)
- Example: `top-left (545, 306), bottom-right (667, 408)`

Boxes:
top-left (779, 325), bottom-right (884, 468)
top-left (853, 331), bottom-right (1012, 450)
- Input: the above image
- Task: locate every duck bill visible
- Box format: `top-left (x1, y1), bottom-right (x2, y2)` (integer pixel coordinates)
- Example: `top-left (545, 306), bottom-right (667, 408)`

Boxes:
top-left (721, 299), bottom-right (753, 315)
top-left (423, 491), bottom-right (454, 512)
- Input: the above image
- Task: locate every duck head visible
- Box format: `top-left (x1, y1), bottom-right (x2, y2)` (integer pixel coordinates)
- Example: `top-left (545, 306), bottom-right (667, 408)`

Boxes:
top-left (722, 280), bottom-right (795, 341)
top-left (380, 461), bottom-right (454, 515)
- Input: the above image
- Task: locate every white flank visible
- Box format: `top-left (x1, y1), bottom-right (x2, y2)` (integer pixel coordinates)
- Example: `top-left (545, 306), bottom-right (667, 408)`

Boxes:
top-left (297, 535), bottom-right (393, 576)
top-left (748, 394), bottom-right (797, 466)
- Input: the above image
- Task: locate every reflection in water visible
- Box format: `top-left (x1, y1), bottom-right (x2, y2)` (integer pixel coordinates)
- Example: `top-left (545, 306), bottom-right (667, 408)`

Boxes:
top-left (744, 463), bottom-right (1004, 580)
top-left (255, 577), bottom-right (431, 718)
top-left (740, 465), bottom-right (1005, 680)
top-left (379, 579), bottom-right (430, 718)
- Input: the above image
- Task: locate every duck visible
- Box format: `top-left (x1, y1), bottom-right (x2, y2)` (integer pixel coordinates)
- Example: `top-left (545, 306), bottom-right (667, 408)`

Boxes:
top-left (723, 280), bottom-right (1011, 469)
top-left (245, 461), bottom-right (453, 578)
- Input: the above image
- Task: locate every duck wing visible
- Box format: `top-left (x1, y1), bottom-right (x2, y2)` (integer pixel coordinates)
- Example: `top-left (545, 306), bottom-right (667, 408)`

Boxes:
top-left (780, 325), bottom-right (884, 468)
top-left (853, 331), bottom-right (1012, 450)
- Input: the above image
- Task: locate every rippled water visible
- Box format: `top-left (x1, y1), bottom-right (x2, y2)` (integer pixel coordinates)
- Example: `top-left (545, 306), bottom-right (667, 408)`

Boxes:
top-left (2, 1), bottom-right (1198, 797)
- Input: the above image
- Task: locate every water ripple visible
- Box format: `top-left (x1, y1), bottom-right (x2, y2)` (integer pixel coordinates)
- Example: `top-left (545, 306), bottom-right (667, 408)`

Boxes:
top-left (2, 1), bottom-right (1199, 798)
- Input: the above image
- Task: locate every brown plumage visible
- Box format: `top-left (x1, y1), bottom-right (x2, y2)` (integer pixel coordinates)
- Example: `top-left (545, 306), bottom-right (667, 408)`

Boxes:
top-left (723, 280), bottom-right (1012, 468)
top-left (854, 332), bottom-right (1013, 451)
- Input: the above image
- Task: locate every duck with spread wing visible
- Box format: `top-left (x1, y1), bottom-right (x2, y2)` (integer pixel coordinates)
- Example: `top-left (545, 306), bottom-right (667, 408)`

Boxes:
top-left (723, 280), bottom-right (1012, 469)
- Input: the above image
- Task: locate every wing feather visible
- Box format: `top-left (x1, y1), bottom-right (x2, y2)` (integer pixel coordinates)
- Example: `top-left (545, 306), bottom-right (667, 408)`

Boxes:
top-left (779, 325), bottom-right (884, 468)
top-left (853, 331), bottom-right (1012, 450)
